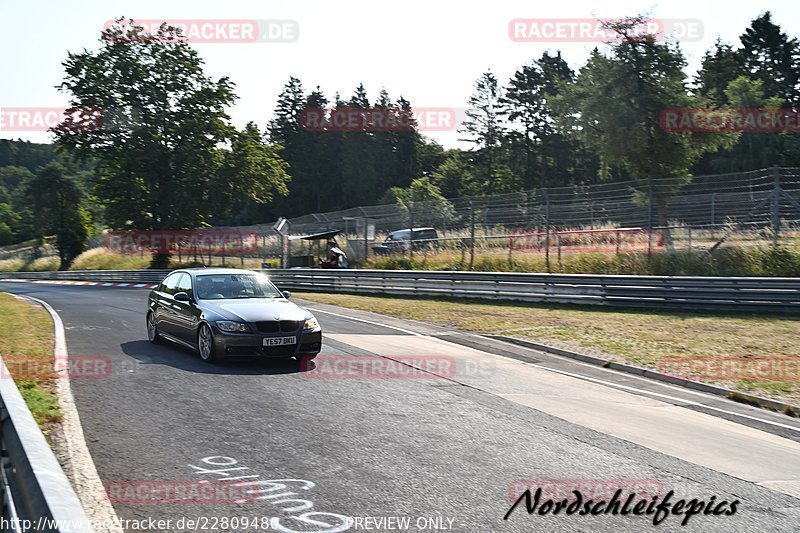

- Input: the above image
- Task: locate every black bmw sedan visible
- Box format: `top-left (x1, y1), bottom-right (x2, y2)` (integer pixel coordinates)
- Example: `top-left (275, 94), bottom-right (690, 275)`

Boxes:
top-left (146, 268), bottom-right (322, 363)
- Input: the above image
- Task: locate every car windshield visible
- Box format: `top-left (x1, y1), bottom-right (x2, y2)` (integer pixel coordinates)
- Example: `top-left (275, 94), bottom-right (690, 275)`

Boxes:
top-left (195, 273), bottom-right (283, 300)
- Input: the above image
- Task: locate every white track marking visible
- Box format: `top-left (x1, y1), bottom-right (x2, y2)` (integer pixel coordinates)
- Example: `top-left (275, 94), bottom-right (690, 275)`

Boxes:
top-left (307, 306), bottom-right (422, 336)
top-left (532, 363), bottom-right (800, 433)
top-left (22, 295), bottom-right (123, 533)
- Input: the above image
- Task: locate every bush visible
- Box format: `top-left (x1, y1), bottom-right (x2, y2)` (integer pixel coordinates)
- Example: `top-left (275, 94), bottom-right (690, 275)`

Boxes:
top-left (363, 246), bottom-right (800, 277)
top-left (0, 258), bottom-right (25, 272)
top-left (70, 248), bottom-right (150, 271)
top-left (24, 256), bottom-right (60, 271)
top-left (365, 257), bottom-right (420, 270)
top-left (758, 247), bottom-right (800, 276)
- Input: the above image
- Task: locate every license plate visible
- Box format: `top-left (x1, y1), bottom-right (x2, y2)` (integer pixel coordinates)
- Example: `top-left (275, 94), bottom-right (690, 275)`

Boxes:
top-left (263, 336), bottom-right (296, 346)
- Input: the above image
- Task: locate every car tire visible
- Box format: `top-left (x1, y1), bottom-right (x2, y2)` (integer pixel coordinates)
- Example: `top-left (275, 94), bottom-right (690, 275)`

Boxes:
top-left (197, 324), bottom-right (219, 363)
top-left (147, 311), bottom-right (161, 344)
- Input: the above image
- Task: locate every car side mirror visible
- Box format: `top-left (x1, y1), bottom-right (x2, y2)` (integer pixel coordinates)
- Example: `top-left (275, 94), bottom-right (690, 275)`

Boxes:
top-left (282, 291), bottom-right (291, 299)
top-left (174, 292), bottom-right (191, 302)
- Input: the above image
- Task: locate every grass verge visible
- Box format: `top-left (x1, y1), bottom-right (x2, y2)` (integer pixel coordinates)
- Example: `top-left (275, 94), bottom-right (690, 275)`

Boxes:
top-left (298, 291), bottom-right (800, 406)
top-left (0, 293), bottom-right (61, 429)
top-left (365, 247), bottom-right (800, 277)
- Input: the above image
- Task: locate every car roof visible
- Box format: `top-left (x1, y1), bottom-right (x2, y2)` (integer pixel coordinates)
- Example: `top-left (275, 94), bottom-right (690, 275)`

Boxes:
top-left (176, 268), bottom-right (262, 277)
top-left (390, 227), bottom-right (436, 233)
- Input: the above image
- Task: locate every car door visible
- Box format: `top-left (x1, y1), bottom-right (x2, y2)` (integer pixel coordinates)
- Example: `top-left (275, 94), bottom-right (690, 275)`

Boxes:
top-left (154, 273), bottom-right (181, 337)
top-left (172, 273), bottom-right (200, 343)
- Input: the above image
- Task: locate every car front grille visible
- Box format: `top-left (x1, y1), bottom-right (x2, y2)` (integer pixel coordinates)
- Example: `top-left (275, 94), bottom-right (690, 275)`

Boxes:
top-left (261, 345), bottom-right (298, 356)
top-left (256, 320), bottom-right (301, 333)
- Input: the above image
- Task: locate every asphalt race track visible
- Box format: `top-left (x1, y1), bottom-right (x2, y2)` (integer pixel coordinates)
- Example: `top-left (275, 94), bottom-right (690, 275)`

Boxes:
top-left (2, 281), bottom-right (800, 533)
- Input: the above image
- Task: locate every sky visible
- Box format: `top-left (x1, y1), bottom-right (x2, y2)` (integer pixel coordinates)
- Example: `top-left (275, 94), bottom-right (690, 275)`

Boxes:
top-left (2, 0), bottom-right (799, 148)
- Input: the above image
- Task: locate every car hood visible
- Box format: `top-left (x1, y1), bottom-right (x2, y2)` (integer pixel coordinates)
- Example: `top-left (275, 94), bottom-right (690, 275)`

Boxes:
top-left (201, 298), bottom-right (308, 323)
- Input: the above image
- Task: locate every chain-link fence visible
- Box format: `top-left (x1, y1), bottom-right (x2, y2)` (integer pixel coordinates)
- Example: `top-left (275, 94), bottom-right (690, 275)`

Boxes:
top-left (248, 166), bottom-right (800, 270)
top-left (4, 167), bottom-right (800, 271)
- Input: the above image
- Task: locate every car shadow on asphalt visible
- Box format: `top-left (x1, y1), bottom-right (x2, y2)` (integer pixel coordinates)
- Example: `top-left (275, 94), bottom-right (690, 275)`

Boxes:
top-left (120, 340), bottom-right (311, 375)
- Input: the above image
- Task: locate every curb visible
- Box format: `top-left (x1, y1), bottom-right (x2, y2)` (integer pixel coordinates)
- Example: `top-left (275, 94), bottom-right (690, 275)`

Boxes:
top-left (487, 334), bottom-right (800, 417)
top-left (0, 279), bottom-right (156, 289)
top-left (22, 295), bottom-right (124, 533)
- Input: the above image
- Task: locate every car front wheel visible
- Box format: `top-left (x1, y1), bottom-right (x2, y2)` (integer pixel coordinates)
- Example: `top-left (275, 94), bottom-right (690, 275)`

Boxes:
top-left (197, 324), bottom-right (219, 363)
top-left (147, 312), bottom-right (160, 344)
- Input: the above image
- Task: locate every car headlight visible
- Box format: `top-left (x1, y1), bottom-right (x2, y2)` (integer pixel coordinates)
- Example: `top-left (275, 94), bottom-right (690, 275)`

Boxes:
top-left (216, 321), bottom-right (251, 333)
top-left (304, 317), bottom-right (319, 330)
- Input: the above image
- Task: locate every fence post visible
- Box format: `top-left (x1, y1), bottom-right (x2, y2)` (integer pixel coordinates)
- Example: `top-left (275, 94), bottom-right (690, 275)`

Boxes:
top-left (544, 190), bottom-right (551, 273)
top-left (687, 225), bottom-right (692, 252)
top-left (711, 192), bottom-right (716, 240)
top-left (507, 230), bottom-right (513, 267)
top-left (556, 231), bottom-right (562, 271)
top-left (363, 217), bottom-right (369, 262)
top-left (616, 229), bottom-right (621, 256)
top-left (408, 202), bottom-right (414, 261)
top-left (647, 180), bottom-right (654, 256)
top-left (469, 201), bottom-right (476, 271)
top-left (771, 165), bottom-right (781, 249)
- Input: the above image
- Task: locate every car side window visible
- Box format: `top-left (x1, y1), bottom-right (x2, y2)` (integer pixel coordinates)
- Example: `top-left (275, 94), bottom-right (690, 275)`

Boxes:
top-left (176, 273), bottom-right (193, 299)
top-left (162, 273), bottom-right (181, 296)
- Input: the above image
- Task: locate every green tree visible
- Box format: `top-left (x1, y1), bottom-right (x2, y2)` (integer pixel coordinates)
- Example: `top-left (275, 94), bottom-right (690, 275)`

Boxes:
top-left (0, 166), bottom-right (36, 243)
top-left (503, 62), bottom-right (548, 189)
top-left (211, 122), bottom-right (290, 224)
top-left (54, 18), bottom-right (274, 267)
top-left (740, 12), bottom-right (800, 105)
top-left (380, 177), bottom-right (456, 227)
top-left (503, 51), bottom-right (580, 189)
top-left (23, 163), bottom-right (89, 269)
top-left (416, 138), bottom-right (447, 180)
top-left (556, 18), bottom-right (734, 233)
top-left (0, 203), bottom-right (20, 246)
top-left (695, 39), bottom-right (742, 105)
top-left (460, 71), bottom-right (512, 194)
top-left (339, 84), bottom-right (380, 206)
top-left (431, 150), bottom-right (479, 197)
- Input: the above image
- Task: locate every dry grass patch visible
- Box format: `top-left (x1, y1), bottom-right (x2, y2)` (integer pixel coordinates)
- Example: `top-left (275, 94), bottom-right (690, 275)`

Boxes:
top-left (298, 292), bottom-right (800, 405)
top-left (0, 293), bottom-right (61, 428)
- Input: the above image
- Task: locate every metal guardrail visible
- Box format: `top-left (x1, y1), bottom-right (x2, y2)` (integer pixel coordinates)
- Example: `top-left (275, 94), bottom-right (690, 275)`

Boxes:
top-left (0, 358), bottom-right (94, 532)
top-left (2, 268), bottom-right (799, 312)
top-left (262, 269), bottom-right (800, 313)
top-left (1, 270), bottom-right (170, 284)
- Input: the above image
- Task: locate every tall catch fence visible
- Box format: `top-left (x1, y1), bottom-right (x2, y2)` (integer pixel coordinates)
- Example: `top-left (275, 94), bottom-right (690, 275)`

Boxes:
top-left (4, 167), bottom-right (800, 271)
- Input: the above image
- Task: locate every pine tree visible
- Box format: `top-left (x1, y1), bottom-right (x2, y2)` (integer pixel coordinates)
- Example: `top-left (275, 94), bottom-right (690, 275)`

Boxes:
top-left (460, 71), bottom-right (511, 194)
top-left (740, 12), bottom-right (800, 105)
